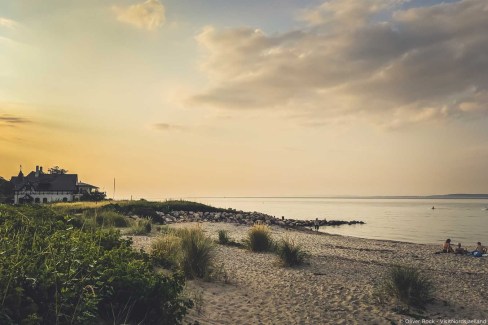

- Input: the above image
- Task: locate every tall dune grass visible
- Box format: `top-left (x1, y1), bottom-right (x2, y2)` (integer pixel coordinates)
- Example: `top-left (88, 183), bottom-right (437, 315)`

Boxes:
top-left (276, 238), bottom-right (306, 267)
top-left (377, 265), bottom-right (433, 307)
top-left (246, 224), bottom-right (274, 252)
top-left (218, 229), bottom-right (230, 245)
top-left (177, 227), bottom-right (215, 279)
top-left (96, 210), bottom-right (130, 227)
top-left (127, 219), bottom-right (152, 235)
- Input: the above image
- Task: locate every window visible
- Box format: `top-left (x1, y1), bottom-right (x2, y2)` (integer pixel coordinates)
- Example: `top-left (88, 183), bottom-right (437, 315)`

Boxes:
top-left (43, 198), bottom-right (48, 203)
top-left (35, 198), bottom-right (40, 203)
top-left (62, 197), bottom-right (68, 202)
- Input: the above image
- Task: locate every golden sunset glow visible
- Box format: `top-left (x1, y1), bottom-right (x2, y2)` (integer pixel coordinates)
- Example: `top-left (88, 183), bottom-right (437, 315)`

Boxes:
top-left (2, 0), bottom-right (488, 198)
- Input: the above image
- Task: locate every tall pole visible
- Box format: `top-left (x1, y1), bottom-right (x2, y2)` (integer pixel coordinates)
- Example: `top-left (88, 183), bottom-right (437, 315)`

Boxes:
top-left (113, 178), bottom-right (116, 201)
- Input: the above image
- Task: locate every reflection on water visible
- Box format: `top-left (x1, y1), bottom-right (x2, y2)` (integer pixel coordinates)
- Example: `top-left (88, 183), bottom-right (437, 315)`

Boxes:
top-left (190, 198), bottom-right (488, 245)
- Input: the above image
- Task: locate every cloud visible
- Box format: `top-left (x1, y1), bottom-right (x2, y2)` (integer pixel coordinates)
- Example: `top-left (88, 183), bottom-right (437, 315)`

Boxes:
top-left (0, 115), bottom-right (31, 127)
top-left (152, 123), bottom-right (184, 131)
top-left (300, 0), bottom-right (404, 28)
top-left (190, 0), bottom-right (488, 128)
top-left (0, 17), bottom-right (18, 29)
top-left (113, 0), bottom-right (165, 31)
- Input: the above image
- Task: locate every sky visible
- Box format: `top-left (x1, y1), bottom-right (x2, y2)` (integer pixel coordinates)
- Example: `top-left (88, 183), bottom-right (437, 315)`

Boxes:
top-left (1, 0), bottom-right (488, 199)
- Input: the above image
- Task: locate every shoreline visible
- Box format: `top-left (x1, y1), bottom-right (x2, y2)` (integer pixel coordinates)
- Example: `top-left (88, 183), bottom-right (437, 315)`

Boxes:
top-left (188, 198), bottom-right (488, 245)
top-left (130, 221), bottom-right (488, 324)
top-left (159, 211), bottom-right (456, 246)
top-left (318, 229), bottom-right (444, 246)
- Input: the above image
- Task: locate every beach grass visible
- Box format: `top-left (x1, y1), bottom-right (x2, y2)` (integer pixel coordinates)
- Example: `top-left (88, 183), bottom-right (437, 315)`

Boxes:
top-left (151, 234), bottom-right (184, 268)
top-left (127, 219), bottom-right (152, 235)
top-left (379, 265), bottom-right (433, 307)
top-left (218, 229), bottom-right (230, 245)
top-left (276, 237), bottom-right (307, 267)
top-left (246, 224), bottom-right (274, 252)
top-left (95, 210), bottom-right (131, 227)
top-left (176, 227), bottom-right (215, 279)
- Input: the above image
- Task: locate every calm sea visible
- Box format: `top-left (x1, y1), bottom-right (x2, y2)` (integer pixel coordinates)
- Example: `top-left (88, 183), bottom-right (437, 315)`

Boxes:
top-left (190, 197), bottom-right (488, 245)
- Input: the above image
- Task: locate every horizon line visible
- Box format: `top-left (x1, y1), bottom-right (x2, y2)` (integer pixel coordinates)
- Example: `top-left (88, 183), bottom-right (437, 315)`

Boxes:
top-left (180, 194), bottom-right (488, 200)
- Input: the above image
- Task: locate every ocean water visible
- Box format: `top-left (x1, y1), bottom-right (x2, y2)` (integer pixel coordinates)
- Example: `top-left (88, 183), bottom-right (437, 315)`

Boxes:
top-left (191, 197), bottom-right (488, 245)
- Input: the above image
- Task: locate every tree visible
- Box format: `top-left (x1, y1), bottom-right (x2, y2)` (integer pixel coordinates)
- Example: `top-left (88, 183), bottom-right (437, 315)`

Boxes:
top-left (0, 177), bottom-right (14, 203)
top-left (48, 166), bottom-right (68, 174)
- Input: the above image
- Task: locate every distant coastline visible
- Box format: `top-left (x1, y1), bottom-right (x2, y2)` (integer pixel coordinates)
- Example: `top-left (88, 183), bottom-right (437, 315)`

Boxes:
top-left (188, 194), bottom-right (488, 200)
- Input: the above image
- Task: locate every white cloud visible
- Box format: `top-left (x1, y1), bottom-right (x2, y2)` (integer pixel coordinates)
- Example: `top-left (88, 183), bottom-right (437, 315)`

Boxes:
top-left (113, 0), bottom-right (165, 31)
top-left (190, 0), bottom-right (488, 128)
top-left (0, 17), bottom-right (18, 29)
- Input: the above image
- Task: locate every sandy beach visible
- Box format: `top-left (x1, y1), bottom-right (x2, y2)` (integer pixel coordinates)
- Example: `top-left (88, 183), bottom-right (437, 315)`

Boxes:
top-left (131, 222), bottom-right (488, 324)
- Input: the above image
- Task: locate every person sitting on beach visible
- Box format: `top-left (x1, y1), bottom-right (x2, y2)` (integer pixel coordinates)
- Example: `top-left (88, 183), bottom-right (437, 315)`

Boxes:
top-left (314, 218), bottom-right (320, 231)
top-left (475, 242), bottom-right (487, 254)
top-left (442, 239), bottom-right (454, 253)
top-left (454, 243), bottom-right (466, 255)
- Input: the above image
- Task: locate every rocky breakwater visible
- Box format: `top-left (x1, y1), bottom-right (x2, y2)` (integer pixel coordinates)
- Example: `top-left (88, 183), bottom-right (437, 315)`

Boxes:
top-left (151, 210), bottom-right (364, 229)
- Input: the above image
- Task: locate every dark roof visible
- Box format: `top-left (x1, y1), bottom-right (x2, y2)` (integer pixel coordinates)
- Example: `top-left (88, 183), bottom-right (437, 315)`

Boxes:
top-left (11, 172), bottom-right (78, 192)
top-left (77, 182), bottom-right (98, 189)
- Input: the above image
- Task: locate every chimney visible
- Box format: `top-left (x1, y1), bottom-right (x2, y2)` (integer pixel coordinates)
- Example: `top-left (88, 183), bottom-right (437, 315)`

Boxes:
top-left (35, 165), bottom-right (39, 177)
top-left (40, 166), bottom-right (43, 174)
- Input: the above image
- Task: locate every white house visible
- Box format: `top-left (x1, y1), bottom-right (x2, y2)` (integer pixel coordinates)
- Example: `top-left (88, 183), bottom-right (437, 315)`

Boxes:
top-left (11, 166), bottom-right (99, 204)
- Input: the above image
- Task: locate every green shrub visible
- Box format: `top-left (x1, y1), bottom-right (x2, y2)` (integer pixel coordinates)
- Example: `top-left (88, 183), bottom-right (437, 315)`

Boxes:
top-left (96, 249), bottom-right (191, 324)
top-left (276, 238), bottom-right (306, 267)
top-left (218, 229), bottom-right (230, 245)
top-left (177, 227), bottom-right (215, 279)
top-left (96, 210), bottom-right (130, 228)
top-left (0, 205), bottom-right (192, 324)
top-left (379, 265), bottom-right (433, 307)
top-left (151, 234), bottom-right (183, 268)
top-left (246, 224), bottom-right (273, 252)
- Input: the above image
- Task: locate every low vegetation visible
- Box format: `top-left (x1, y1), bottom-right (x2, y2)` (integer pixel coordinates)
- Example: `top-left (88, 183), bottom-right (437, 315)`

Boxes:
top-left (95, 210), bottom-right (130, 227)
top-left (51, 201), bottom-right (111, 215)
top-left (376, 265), bottom-right (433, 308)
top-left (152, 227), bottom-right (216, 280)
top-left (218, 229), bottom-right (230, 245)
top-left (178, 227), bottom-right (216, 279)
top-left (127, 219), bottom-right (152, 235)
top-left (276, 238), bottom-right (307, 267)
top-left (0, 204), bottom-right (192, 324)
top-left (216, 229), bottom-right (245, 248)
top-left (246, 224), bottom-right (274, 252)
top-left (151, 234), bottom-right (183, 269)
top-left (105, 200), bottom-right (226, 223)
top-left (52, 200), bottom-right (227, 225)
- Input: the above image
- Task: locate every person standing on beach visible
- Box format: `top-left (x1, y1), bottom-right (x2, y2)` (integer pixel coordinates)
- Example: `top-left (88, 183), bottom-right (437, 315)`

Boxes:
top-left (314, 218), bottom-right (320, 231)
